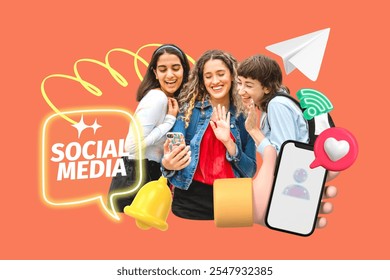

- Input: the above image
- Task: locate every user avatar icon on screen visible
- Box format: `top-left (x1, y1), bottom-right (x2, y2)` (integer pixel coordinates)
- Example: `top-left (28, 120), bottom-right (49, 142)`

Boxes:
top-left (283, 168), bottom-right (310, 200)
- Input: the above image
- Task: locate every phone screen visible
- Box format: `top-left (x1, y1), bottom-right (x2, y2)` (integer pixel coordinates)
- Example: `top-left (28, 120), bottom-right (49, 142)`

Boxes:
top-left (266, 141), bottom-right (327, 236)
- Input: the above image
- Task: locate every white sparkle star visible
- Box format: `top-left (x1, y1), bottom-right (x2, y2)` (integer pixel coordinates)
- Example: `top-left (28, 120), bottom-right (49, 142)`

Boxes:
top-left (90, 119), bottom-right (102, 134)
top-left (71, 115), bottom-right (89, 138)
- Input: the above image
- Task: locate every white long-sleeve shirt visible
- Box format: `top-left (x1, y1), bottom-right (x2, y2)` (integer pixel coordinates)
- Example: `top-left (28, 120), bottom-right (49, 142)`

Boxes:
top-left (125, 89), bottom-right (176, 162)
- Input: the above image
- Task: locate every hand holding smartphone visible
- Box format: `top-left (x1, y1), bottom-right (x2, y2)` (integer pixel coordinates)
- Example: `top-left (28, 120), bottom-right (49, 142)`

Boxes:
top-left (163, 132), bottom-right (191, 171)
top-left (265, 140), bottom-right (328, 236)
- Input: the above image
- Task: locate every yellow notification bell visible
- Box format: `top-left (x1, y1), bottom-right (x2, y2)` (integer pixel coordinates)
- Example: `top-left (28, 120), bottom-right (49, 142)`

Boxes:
top-left (124, 176), bottom-right (172, 231)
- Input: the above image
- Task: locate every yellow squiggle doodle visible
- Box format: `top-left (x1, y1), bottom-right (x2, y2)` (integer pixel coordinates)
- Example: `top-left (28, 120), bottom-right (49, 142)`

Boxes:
top-left (40, 45), bottom-right (195, 220)
top-left (41, 44), bottom-right (195, 124)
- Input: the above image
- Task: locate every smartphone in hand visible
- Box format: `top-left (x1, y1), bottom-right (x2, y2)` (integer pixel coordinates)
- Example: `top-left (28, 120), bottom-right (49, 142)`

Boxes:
top-left (265, 140), bottom-right (328, 236)
top-left (166, 132), bottom-right (185, 153)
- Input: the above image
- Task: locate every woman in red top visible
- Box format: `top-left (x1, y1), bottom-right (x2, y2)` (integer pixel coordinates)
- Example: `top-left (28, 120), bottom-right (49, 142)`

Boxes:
top-left (162, 50), bottom-right (256, 220)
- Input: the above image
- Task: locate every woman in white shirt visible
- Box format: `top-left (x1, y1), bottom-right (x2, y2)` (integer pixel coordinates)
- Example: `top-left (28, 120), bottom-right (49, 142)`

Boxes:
top-left (108, 44), bottom-right (190, 212)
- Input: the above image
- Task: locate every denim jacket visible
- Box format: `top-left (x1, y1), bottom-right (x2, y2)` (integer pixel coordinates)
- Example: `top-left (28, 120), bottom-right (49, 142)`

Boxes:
top-left (163, 100), bottom-right (257, 190)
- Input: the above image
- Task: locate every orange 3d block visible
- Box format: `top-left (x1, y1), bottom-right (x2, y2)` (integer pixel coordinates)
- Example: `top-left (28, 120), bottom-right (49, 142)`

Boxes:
top-left (213, 178), bottom-right (253, 227)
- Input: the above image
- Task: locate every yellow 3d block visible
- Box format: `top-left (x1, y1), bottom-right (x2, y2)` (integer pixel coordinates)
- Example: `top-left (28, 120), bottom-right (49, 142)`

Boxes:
top-left (213, 178), bottom-right (253, 227)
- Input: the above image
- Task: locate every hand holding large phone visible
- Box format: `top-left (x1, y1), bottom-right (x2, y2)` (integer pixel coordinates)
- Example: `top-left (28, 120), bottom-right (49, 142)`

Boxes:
top-left (265, 140), bottom-right (328, 236)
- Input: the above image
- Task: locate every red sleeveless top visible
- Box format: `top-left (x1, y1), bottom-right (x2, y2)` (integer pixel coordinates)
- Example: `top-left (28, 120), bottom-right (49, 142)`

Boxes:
top-left (193, 124), bottom-right (235, 185)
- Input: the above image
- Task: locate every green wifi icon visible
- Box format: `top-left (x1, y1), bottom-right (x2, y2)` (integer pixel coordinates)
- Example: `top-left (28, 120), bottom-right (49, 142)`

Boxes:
top-left (296, 88), bottom-right (334, 120)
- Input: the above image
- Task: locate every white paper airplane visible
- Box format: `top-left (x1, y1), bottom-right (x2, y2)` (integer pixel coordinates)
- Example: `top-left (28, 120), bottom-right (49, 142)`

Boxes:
top-left (266, 28), bottom-right (330, 81)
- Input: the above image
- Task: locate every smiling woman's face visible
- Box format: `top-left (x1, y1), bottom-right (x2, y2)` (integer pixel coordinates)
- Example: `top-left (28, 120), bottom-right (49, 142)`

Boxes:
top-left (202, 59), bottom-right (232, 105)
top-left (237, 76), bottom-right (269, 108)
top-left (154, 53), bottom-right (184, 97)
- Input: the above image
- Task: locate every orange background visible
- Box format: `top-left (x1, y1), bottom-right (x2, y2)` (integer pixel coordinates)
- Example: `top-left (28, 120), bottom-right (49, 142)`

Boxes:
top-left (1, 0), bottom-right (389, 259)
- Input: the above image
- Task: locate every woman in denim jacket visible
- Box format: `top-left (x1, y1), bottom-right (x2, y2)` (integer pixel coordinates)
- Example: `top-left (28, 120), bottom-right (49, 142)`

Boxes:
top-left (162, 50), bottom-right (257, 220)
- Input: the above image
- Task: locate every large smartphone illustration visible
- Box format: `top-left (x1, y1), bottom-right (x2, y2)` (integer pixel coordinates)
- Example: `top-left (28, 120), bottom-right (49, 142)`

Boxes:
top-left (265, 140), bottom-right (328, 236)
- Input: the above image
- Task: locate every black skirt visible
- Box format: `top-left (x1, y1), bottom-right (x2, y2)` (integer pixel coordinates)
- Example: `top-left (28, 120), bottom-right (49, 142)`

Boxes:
top-left (172, 180), bottom-right (214, 220)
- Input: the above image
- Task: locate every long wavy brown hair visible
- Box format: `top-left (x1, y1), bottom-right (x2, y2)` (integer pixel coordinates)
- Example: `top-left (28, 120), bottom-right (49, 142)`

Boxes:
top-left (177, 49), bottom-right (245, 127)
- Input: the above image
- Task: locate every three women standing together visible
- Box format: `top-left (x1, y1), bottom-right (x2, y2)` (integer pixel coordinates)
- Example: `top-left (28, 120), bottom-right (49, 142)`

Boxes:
top-left (109, 45), bottom-right (337, 227)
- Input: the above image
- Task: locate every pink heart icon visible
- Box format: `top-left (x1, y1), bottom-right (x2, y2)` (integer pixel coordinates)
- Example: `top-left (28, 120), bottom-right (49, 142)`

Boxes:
top-left (311, 127), bottom-right (358, 171)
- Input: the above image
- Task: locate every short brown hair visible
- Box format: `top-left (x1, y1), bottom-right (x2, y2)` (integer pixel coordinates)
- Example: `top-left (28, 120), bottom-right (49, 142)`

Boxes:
top-left (237, 54), bottom-right (288, 111)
